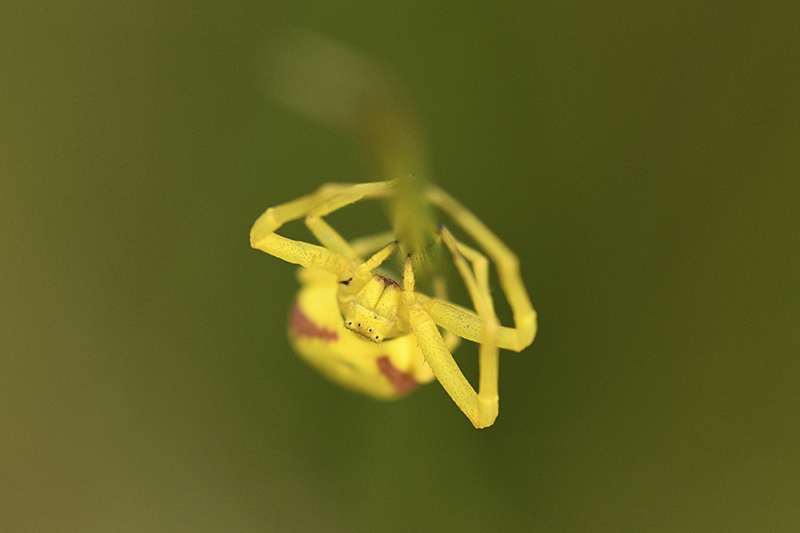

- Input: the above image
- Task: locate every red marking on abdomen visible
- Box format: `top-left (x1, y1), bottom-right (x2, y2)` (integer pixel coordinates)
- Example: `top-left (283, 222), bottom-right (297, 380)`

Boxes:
top-left (289, 301), bottom-right (338, 341)
top-left (376, 356), bottom-right (418, 394)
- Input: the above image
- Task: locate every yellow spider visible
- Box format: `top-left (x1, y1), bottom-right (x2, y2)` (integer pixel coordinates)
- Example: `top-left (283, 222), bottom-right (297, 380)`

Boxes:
top-left (250, 180), bottom-right (536, 428)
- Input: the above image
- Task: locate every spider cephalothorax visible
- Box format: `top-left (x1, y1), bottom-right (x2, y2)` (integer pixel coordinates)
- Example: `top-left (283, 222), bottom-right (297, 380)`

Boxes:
top-left (333, 242), bottom-right (407, 343)
top-left (341, 273), bottom-right (404, 343)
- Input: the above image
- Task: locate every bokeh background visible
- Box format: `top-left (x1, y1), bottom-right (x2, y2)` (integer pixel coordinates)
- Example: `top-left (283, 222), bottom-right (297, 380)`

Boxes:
top-left (3, 2), bottom-right (799, 532)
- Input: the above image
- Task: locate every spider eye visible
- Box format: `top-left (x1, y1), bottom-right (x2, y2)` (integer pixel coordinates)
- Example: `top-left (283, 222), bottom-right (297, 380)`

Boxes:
top-left (339, 277), bottom-right (353, 286)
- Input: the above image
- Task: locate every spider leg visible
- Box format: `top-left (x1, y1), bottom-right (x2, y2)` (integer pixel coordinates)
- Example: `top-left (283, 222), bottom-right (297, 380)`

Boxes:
top-left (404, 254), bottom-right (498, 428)
top-left (403, 257), bottom-right (481, 426)
top-left (250, 181), bottom-right (395, 274)
top-left (304, 215), bottom-right (358, 260)
top-left (432, 275), bottom-right (461, 353)
top-left (439, 227), bottom-right (500, 427)
top-left (425, 184), bottom-right (537, 351)
top-left (415, 239), bottom-right (522, 351)
top-left (349, 231), bottom-right (396, 258)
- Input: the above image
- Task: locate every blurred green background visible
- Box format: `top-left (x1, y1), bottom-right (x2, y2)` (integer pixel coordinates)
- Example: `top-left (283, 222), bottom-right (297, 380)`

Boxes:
top-left (3, 2), bottom-right (799, 532)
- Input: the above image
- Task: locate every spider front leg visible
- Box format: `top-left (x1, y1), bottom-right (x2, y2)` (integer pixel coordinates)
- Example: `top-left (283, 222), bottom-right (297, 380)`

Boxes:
top-left (438, 227), bottom-right (501, 423)
top-left (250, 181), bottom-right (394, 273)
top-left (425, 185), bottom-right (537, 351)
top-left (403, 255), bottom-right (498, 429)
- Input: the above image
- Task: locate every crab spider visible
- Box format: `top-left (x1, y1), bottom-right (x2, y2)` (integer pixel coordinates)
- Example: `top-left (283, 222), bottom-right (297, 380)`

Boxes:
top-left (250, 179), bottom-right (536, 428)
